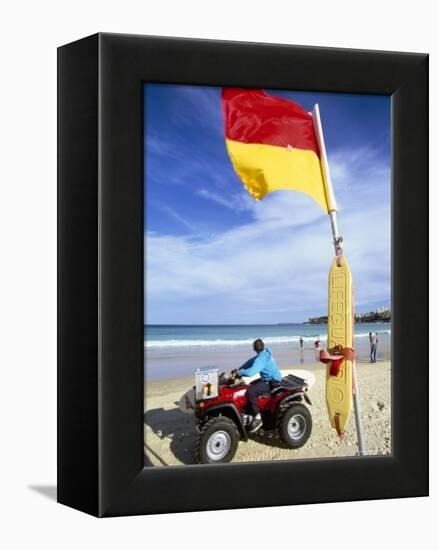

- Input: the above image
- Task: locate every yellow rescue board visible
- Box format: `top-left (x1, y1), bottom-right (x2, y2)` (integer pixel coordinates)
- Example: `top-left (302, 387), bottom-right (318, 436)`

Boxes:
top-left (326, 255), bottom-right (353, 435)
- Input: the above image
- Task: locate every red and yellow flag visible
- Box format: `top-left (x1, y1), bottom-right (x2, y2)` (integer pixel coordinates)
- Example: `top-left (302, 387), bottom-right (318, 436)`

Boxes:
top-left (222, 88), bottom-right (332, 213)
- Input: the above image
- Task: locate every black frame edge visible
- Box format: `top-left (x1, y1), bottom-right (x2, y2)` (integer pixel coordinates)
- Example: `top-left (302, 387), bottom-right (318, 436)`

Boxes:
top-left (57, 33), bottom-right (100, 516)
top-left (391, 54), bottom-right (429, 496)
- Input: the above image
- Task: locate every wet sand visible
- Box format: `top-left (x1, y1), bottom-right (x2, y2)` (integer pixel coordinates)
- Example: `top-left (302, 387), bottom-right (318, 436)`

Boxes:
top-left (145, 333), bottom-right (391, 380)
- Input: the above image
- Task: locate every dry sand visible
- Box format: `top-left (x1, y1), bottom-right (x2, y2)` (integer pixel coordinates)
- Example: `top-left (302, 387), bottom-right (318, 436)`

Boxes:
top-left (144, 360), bottom-right (391, 466)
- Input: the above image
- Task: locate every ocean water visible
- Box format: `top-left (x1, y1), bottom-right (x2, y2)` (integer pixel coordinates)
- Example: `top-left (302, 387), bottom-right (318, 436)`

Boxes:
top-left (145, 323), bottom-right (391, 349)
top-left (144, 323), bottom-right (391, 380)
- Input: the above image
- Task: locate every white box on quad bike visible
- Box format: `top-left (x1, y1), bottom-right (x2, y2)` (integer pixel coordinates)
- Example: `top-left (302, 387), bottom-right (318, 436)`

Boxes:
top-left (195, 369), bottom-right (218, 400)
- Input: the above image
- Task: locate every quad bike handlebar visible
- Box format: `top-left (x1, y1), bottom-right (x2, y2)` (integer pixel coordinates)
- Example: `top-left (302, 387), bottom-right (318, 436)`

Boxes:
top-left (229, 369), bottom-right (243, 384)
top-left (218, 370), bottom-right (243, 386)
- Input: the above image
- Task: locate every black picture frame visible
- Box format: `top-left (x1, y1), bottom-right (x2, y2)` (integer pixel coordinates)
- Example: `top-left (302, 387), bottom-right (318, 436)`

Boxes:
top-left (58, 33), bottom-right (428, 517)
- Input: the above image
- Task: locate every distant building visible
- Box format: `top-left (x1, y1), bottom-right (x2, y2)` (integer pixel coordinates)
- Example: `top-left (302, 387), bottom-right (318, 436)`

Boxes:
top-left (307, 308), bottom-right (391, 324)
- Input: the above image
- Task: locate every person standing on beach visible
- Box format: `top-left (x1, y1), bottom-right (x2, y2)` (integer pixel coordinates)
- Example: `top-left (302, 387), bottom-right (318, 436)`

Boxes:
top-left (369, 331), bottom-right (379, 363)
top-left (234, 338), bottom-right (282, 433)
top-left (314, 339), bottom-right (320, 350)
top-left (299, 337), bottom-right (304, 349)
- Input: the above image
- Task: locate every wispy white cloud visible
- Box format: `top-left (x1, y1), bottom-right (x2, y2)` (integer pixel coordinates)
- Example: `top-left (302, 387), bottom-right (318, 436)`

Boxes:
top-left (145, 131), bottom-right (186, 162)
top-left (196, 188), bottom-right (253, 213)
top-left (146, 146), bottom-right (391, 323)
top-left (158, 205), bottom-right (198, 232)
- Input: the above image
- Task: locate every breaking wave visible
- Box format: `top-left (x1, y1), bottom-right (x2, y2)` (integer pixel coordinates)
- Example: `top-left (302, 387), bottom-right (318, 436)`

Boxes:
top-left (144, 330), bottom-right (390, 349)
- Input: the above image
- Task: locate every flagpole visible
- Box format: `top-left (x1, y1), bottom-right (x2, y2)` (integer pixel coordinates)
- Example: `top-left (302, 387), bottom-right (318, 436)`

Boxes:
top-left (312, 104), bottom-right (366, 456)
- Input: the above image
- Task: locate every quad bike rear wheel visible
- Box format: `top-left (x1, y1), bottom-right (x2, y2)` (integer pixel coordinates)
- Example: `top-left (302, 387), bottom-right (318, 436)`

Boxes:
top-left (278, 402), bottom-right (312, 448)
top-left (196, 416), bottom-right (239, 464)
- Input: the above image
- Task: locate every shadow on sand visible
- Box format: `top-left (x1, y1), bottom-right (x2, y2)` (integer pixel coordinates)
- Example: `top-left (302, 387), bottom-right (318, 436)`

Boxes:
top-left (144, 407), bottom-right (198, 466)
top-left (144, 405), bottom-right (288, 466)
top-left (248, 429), bottom-right (285, 448)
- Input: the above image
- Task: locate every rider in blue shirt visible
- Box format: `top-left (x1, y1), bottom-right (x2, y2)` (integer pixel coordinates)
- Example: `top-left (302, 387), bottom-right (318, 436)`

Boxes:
top-left (235, 339), bottom-right (282, 432)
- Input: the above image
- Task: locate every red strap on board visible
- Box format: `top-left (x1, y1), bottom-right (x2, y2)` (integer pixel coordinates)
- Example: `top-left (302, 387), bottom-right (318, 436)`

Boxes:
top-left (319, 345), bottom-right (355, 376)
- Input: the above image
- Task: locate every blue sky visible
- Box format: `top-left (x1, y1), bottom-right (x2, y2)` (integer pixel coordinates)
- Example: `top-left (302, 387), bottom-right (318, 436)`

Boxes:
top-left (144, 84), bottom-right (391, 324)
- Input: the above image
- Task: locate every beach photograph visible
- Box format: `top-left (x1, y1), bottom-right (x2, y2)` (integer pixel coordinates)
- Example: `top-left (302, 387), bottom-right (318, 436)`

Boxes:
top-left (144, 84), bottom-right (391, 466)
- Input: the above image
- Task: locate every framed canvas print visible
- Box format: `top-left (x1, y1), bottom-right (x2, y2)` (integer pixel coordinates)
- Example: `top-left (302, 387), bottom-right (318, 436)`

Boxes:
top-left (58, 33), bottom-right (428, 517)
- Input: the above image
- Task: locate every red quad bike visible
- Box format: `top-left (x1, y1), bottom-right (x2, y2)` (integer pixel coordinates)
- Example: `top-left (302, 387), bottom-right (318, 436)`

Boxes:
top-left (193, 369), bottom-right (312, 464)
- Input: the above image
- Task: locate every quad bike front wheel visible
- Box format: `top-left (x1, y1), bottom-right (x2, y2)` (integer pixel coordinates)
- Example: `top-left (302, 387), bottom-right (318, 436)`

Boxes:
top-left (195, 416), bottom-right (239, 464)
top-left (278, 403), bottom-right (312, 449)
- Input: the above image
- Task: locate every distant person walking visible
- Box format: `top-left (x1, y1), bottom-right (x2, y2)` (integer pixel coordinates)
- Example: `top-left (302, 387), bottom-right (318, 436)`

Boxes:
top-left (369, 332), bottom-right (379, 363)
top-left (314, 339), bottom-right (321, 350)
top-left (299, 337), bottom-right (304, 349)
